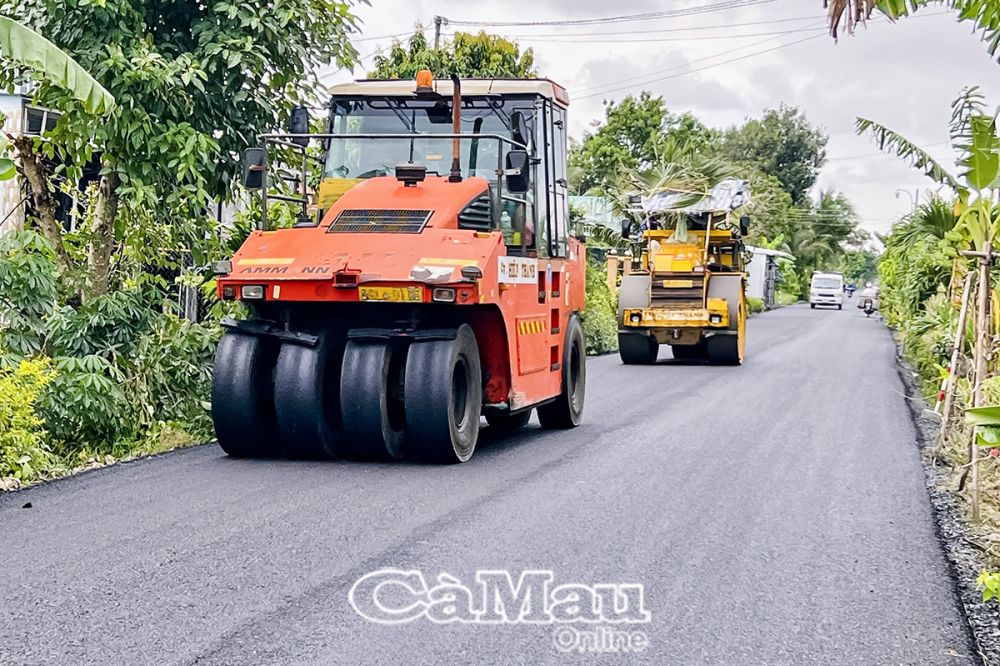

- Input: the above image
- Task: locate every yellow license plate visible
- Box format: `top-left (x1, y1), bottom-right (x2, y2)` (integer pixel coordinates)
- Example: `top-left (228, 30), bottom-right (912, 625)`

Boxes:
top-left (358, 286), bottom-right (423, 302)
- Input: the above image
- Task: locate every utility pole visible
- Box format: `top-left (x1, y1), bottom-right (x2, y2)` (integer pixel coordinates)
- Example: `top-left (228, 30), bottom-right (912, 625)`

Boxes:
top-left (433, 16), bottom-right (448, 49)
top-left (894, 187), bottom-right (920, 212)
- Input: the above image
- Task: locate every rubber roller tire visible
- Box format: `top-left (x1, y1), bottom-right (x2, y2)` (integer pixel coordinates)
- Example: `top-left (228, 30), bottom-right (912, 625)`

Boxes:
top-left (340, 340), bottom-right (406, 460)
top-left (404, 324), bottom-right (482, 463)
top-left (274, 333), bottom-right (344, 459)
top-left (538, 315), bottom-right (586, 429)
top-left (211, 330), bottom-right (281, 457)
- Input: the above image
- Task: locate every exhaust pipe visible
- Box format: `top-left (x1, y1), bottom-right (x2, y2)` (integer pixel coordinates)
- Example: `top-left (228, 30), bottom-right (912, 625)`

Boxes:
top-left (449, 74), bottom-right (462, 183)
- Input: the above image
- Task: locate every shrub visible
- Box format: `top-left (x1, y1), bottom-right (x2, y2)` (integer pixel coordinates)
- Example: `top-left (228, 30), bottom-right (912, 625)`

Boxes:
top-left (39, 355), bottom-right (133, 454)
top-left (0, 358), bottom-right (55, 481)
top-left (747, 296), bottom-right (765, 314)
top-left (125, 315), bottom-right (220, 439)
top-left (977, 570), bottom-right (1000, 604)
top-left (0, 231), bottom-right (58, 361)
top-left (583, 258), bottom-right (618, 355)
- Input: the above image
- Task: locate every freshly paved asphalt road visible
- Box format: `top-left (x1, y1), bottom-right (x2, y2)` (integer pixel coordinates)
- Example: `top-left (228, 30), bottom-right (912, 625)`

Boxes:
top-left (0, 304), bottom-right (976, 665)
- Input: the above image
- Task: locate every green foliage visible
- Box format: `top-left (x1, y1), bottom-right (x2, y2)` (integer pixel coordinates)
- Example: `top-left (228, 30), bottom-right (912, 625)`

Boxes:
top-left (0, 228), bottom-right (218, 473)
top-left (570, 92), bottom-right (717, 194)
top-left (878, 220), bottom-right (952, 328)
top-left (747, 297), bottom-right (765, 314)
top-left (771, 192), bottom-right (863, 299)
top-left (605, 140), bottom-right (739, 223)
top-left (0, 231), bottom-right (58, 360)
top-left (370, 30), bottom-right (534, 80)
top-left (47, 288), bottom-right (155, 360)
top-left (977, 570), bottom-right (1000, 604)
top-left (583, 258), bottom-right (618, 355)
top-left (839, 249), bottom-right (878, 285)
top-left (40, 354), bottom-right (132, 451)
top-left (720, 105), bottom-right (827, 205)
top-left (0, 358), bottom-right (54, 481)
top-left (3, 0), bottom-right (360, 297)
top-left (899, 293), bottom-right (956, 393)
top-left (126, 315), bottom-right (220, 439)
top-left (856, 117), bottom-right (964, 192)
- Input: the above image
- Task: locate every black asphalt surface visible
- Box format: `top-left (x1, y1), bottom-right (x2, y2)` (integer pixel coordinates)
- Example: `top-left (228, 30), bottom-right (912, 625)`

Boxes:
top-left (0, 304), bottom-right (975, 665)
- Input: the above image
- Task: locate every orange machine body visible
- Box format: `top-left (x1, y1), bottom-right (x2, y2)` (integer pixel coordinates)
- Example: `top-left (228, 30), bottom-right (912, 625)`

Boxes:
top-left (218, 175), bottom-right (586, 410)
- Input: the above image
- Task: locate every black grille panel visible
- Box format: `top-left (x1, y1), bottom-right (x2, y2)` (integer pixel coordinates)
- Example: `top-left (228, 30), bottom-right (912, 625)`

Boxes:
top-left (327, 209), bottom-right (432, 234)
top-left (650, 273), bottom-right (706, 309)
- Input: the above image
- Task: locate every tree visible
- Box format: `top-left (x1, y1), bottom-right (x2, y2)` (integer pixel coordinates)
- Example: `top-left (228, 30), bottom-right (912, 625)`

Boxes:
top-left (2, 0), bottom-right (360, 297)
top-left (839, 249), bottom-right (878, 284)
top-left (0, 15), bottom-right (116, 269)
top-left (370, 30), bottom-right (535, 80)
top-left (720, 105), bottom-right (827, 205)
top-left (772, 191), bottom-right (861, 297)
top-left (570, 92), bottom-right (718, 194)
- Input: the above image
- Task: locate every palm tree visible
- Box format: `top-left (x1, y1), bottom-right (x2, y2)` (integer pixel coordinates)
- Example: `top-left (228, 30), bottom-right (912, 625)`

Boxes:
top-left (893, 197), bottom-right (960, 246)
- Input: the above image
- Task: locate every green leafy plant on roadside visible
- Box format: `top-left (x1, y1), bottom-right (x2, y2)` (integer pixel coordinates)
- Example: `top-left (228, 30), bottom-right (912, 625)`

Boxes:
top-left (583, 258), bottom-right (618, 355)
top-left (748, 296), bottom-right (765, 314)
top-left (0, 358), bottom-right (55, 481)
top-left (0, 231), bottom-right (59, 361)
top-left (977, 570), bottom-right (1000, 603)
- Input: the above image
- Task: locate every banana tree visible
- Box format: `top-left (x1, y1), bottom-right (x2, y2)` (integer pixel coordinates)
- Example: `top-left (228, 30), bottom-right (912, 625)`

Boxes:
top-left (856, 87), bottom-right (1000, 252)
top-left (826, 1), bottom-right (1000, 49)
top-left (0, 16), bottom-right (114, 182)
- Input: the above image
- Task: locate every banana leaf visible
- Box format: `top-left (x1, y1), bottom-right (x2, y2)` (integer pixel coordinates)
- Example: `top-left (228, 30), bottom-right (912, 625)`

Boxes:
top-left (0, 16), bottom-right (114, 114)
top-left (965, 405), bottom-right (1000, 426)
top-left (965, 405), bottom-right (1000, 446)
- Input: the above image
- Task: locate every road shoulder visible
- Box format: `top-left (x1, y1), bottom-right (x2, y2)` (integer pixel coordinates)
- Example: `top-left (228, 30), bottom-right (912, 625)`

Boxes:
top-left (896, 348), bottom-right (1000, 665)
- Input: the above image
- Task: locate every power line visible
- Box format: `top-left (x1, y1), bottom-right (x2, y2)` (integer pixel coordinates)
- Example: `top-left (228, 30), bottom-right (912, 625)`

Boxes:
top-left (575, 33), bottom-right (825, 100)
top-left (512, 25), bottom-right (826, 45)
top-left (572, 30), bottom-right (811, 95)
top-left (447, 0), bottom-right (781, 28)
top-left (498, 14), bottom-right (822, 38)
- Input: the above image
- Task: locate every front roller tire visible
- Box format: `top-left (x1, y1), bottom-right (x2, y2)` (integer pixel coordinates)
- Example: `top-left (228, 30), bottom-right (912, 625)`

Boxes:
top-left (405, 324), bottom-right (482, 463)
top-left (618, 332), bottom-right (659, 365)
top-left (340, 341), bottom-right (406, 460)
top-left (274, 334), bottom-right (344, 459)
top-left (538, 315), bottom-right (586, 429)
top-left (211, 330), bottom-right (281, 457)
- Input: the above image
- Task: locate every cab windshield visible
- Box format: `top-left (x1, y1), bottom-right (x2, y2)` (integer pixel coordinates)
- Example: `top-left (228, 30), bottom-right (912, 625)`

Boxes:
top-left (324, 97), bottom-right (527, 183)
top-left (812, 277), bottom-right (842, 290)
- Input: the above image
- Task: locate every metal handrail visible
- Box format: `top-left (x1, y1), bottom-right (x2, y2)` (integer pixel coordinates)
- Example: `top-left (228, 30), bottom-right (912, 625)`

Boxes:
top-left (260, 132), bottom-right (528, 151)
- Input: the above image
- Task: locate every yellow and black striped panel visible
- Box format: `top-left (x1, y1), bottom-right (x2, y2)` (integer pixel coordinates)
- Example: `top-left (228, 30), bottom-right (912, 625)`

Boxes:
top-left (517, 319), bottom-right (547, 335)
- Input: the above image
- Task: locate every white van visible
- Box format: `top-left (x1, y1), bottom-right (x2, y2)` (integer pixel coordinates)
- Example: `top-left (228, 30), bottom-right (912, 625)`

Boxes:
top-left (809, 271), bottom-right (844, 310)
